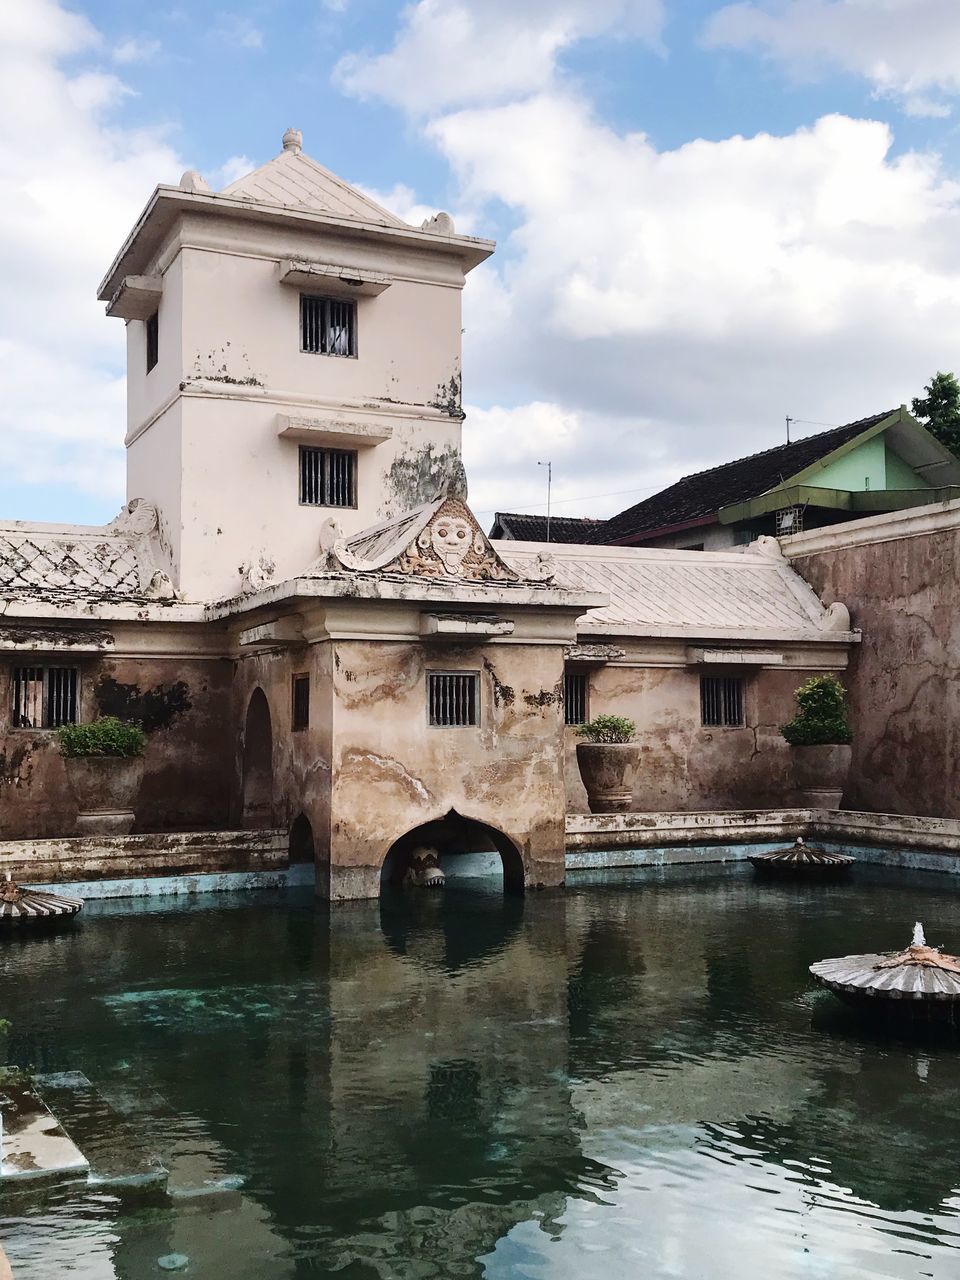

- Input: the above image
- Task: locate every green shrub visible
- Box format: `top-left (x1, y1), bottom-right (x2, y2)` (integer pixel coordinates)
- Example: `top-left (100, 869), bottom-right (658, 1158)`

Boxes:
top-left (576, 715), bottom-right (636, 744)
top-left (58, 717), bottom-right (146, 759)
top-left (781, 675), bottom-right (852, 746)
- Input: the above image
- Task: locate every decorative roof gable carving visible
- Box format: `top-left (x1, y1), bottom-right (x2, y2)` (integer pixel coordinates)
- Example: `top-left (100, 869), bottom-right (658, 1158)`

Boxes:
top-left (0, 500), bottom-right (175, 602)
top-left (301, 498), bottom-right (559, 585)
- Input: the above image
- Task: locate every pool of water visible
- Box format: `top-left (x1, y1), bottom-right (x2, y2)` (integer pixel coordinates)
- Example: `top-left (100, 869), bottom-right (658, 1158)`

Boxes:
top-left (2, 864), bottom-right (960, 1279)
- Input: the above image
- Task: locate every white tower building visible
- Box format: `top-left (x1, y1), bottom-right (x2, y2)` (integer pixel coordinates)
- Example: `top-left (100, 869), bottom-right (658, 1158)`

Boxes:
top-left (99, 129), bottom-right (493, 601)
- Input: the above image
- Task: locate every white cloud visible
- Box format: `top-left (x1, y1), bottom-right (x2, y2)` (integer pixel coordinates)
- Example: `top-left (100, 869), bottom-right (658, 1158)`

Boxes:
top-left (210, 154), bottom-right (256, 187)
top-left (0, 0), bottom-right (187, 510)
top-left (112, 35), bottom-right (161, 65)
top-left (432, 96), bottom-right (960, 512)
top-left (356, 181), bottom-right (479, 234)
top-left (334, 0), bottom-right (664, 113)
top-left (705, 0), bottom-right (960, 119)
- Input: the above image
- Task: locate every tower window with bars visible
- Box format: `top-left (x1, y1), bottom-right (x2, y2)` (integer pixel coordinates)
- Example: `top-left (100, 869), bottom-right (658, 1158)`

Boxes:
top-left (299, 446), bottom-right (357, 508)
top-left (11, 667), bottom-right (79, 729)
top-left (300, 294), bottom-right (357, 357)
top-left (700, 676), bottom-right (745, 728)
top-left (428, 671), bottom-right (480, 727)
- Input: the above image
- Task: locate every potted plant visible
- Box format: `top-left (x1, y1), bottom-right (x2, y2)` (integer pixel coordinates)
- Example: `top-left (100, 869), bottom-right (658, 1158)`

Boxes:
top-left (58, 717), bottom-right (147, 836)
top-left (781, 675), bottom-right (852, 809)
top-left (575, 715), bottom-right (638, 813)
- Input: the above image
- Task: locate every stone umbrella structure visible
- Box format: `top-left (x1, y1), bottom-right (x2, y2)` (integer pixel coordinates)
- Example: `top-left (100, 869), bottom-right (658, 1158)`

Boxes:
top-left (811, 924), bottom-right (960, 1022)
top-left (0, 874), bottom-right (83, 925)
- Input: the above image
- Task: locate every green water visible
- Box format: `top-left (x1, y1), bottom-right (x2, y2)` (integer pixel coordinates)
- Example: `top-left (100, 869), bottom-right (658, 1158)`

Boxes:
top-left (2, 865), bottom-right (960, 1279)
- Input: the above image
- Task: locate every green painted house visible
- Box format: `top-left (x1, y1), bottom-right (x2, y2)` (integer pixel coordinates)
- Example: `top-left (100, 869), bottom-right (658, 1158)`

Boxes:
top-left (597, 407), bottom-right (960, 550)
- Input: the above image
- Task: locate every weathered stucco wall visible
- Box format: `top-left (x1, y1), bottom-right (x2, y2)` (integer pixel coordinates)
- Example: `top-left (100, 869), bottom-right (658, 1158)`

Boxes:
top-left (564, 643), bottom-right (850, 813)
top-left (0, 653), bottom-right (232, 838)
top-left (327, 638), bottom-right (568, 899)
top-left (786, 505), bottom-right (960, 819)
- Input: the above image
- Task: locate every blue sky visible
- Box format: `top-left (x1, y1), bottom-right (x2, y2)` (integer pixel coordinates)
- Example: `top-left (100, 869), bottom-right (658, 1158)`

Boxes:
top-left (4, 0), bottom-right (960, 527)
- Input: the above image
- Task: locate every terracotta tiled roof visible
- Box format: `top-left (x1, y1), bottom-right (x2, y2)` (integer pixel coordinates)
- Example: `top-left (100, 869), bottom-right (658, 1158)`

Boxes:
top-left (597, 411), bottom-right (897, 544)
top-left (489, 512), bottom-right (603, 543)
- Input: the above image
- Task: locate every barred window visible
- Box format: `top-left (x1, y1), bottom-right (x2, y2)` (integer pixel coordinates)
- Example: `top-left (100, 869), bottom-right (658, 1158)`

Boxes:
top-left (146, 310), bottom-right (159, 373)
top-left (700, 676), bottom-right (744, 727)
top-left (292, 674), bottom-right (310, 731)
top-left (428, 671), bottom-right (479, 727)
top-left (564, 666), bottom-right (588, 726)
top-left (299, 446), bottom-right (357, 508)
top-left (11, 667), bottom-right (79, 729)
top-left (300, 295), bottom-right (356, 357)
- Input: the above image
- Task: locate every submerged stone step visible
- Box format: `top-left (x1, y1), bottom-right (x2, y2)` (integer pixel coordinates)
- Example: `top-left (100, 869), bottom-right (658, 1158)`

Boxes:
top-left (0, 1083), bottom-right (88, 1185)
top-left (31, 1073), bottom-right (167, 1191)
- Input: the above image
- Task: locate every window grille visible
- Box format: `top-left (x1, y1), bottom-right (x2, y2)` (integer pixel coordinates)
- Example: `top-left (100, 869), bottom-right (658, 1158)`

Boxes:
top-left (299, 446), bottom-right (357, 508)
top-left (11, 667), bottom-right (79, 729)
top-left (775, 505), bottom-right (804, 536)
top-left (300, 295), bottom-right (356, 357)
top-left (700, 676), bottom-right (744, 728)
top-left (146, 311), bottom-right (159, 373)
top-left (292, 674), bottom-right (310, 731)
top-left (428, 671), bottom-right (479, 727)
top-left (564, 667), bottom-right (588, 726)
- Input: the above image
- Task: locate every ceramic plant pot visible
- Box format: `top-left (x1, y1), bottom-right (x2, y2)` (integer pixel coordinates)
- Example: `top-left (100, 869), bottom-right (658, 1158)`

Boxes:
top-left (576, 742), bottom-right (639, 813)
top-left (793, 743), bottom-right (852, 810)
top-left (64, 756), bottom-right (145, 836)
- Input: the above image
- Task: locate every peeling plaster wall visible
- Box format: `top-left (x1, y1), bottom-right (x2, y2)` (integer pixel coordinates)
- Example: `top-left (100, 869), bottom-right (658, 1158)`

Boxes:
top-left (564, 641), bottom-right (851, 813)
top-left (232, 642), bottom-right (334, 878)
top-left (0, 653), bottom-right (232, 838)
top-left (787, 513), bottom-right (960, 818)
top-left (327, 639), bottom-right (568, 899)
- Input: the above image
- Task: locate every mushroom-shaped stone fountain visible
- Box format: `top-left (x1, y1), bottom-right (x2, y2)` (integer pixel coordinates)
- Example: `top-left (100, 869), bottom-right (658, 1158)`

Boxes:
top-left (810, 923), bottom-right (960, 1024)
top-left (749, 837), bottom-right (854, 876)
top-left (0, 874), bottom-right (83, 927)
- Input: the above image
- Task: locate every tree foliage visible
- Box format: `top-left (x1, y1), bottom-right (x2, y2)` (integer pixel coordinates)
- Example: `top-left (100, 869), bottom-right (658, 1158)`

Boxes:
top-left (781, 676), bottom-right (852, 747)
top-left (911, 372), bottom-right (960, 457)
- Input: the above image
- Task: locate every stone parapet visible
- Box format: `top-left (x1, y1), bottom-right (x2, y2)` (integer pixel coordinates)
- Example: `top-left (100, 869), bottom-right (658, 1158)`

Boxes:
top-left (0, 829), bottom-right (286, 887)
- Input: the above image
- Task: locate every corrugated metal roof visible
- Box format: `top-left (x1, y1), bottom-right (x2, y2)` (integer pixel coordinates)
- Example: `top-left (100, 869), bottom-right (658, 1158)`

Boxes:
top-left (499, 538), bottom-right (843, 639)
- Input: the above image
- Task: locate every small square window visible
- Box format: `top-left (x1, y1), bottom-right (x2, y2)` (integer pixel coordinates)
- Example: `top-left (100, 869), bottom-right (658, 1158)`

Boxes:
top-left (11, 667), bottom-right (79, 729)
top-left (299, 446), bottom-right (357, 508)
top-left (292, 674), bottom-right (310, 731)
top-left (428, 671), bottom-right (479, 727)
top-left (700, 676), bottom-right (744, 727)
top-left (145, 311), bottom-right (159, 374)
top-left (301, 295), bottom-right (356, 357)
top-left (563, 666), bottom-right (588, 726)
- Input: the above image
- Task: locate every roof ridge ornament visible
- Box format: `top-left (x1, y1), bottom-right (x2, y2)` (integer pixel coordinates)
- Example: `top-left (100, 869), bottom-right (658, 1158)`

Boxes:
top-left (282, 127), bottom-right (303, 154)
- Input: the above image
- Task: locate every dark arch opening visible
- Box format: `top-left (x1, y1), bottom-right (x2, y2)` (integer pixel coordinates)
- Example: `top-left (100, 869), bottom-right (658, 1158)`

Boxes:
top-left (380, 810), bottom-right (525, 894)
top-left (289, 813), bottom-right (315, 864)
top-left (241, 688), bottom-right (274, 829)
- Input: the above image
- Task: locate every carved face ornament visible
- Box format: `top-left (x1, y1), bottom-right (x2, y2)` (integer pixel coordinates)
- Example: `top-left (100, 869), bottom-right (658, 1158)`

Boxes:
top-left (430, 516), bottom-right (476, 575)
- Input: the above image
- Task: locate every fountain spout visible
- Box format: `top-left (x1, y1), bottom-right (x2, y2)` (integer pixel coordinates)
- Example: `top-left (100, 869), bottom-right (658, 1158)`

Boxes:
top-left (912, 922), bottom-right (926, 948)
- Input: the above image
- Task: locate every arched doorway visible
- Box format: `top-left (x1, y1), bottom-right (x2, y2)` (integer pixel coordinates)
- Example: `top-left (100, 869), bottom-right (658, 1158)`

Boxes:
top-left (380, 809), bottom-right (525, 893)
top-left (241, 688), bottom-right (274, 828)
top-left (289, 813), bottom-right (315, 863)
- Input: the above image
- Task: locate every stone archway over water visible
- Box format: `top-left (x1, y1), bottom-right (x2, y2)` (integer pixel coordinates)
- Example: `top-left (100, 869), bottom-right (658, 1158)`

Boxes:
top-left (380, 810), bottom-right (525, 893)
top-left (241, 688), bottom-right (274, 829)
